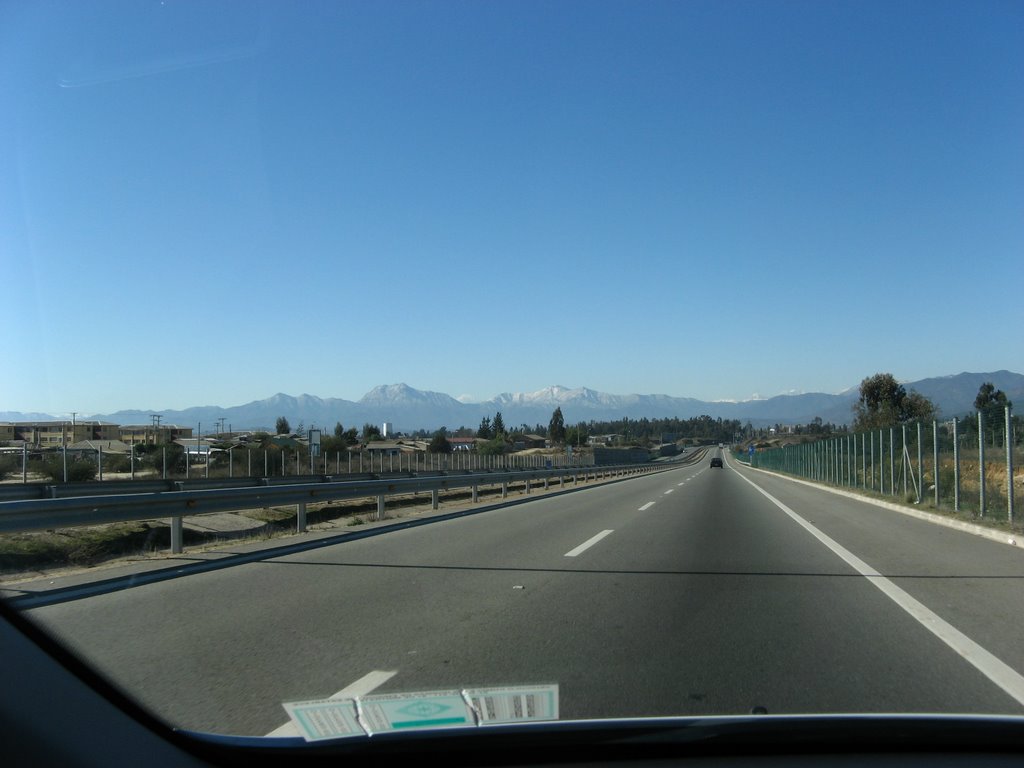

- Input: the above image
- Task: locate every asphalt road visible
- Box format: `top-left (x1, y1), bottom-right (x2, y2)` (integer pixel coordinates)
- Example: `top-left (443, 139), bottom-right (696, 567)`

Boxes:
top-left (18, 451), bottom-right (1024, 736)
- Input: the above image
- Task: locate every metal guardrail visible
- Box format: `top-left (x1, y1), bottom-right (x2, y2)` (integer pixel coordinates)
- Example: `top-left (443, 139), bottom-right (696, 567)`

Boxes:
top-left (0, 463), bottom-right (670, 553)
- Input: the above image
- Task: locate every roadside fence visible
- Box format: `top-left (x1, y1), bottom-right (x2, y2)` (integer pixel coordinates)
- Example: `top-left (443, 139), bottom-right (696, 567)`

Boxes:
top-left (748, 406), bottom-right (1020, 530)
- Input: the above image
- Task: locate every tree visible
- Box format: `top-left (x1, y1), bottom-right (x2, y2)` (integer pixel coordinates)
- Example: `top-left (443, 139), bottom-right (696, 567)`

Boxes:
top-left (428, 427), bottom-right (452, 454)
top-left (477, 416), bottom-right (492, 440)
top-left (362, 423), bottom-right (382, 441)
top-left (492, 411), bottom-right (506, 437)
top-left (852, 373), bottom-right (936, 431)
top-left (565, 422), bottom-right (589, 448)
top-left (275, 416), bottom-right (291, 435)
top-left (548, 407), bottom-right (566, 443)
top-left (975, 382), bottom-right (1011, 444)
top-left (334, 422), bottom-right (345, 438)
top-left (478, 437), bottom-right (507, 455)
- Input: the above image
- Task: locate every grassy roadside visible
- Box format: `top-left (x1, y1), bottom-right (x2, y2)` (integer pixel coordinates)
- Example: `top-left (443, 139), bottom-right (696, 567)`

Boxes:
top-left (737, 457), bottom-right (1024, 538)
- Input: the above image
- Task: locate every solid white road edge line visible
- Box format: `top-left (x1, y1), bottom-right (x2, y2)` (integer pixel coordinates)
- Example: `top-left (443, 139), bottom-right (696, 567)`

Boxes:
top-left (265, 669), bottom-right (398, 736)
top-left (565, 529), bottom-right (615, 557)
top-left (733, 469), bottom-right (1024, 708)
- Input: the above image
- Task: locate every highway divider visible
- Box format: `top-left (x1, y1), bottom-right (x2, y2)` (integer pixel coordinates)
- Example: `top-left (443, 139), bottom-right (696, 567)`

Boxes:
top-left (0, 463), bottom-right (670, 554)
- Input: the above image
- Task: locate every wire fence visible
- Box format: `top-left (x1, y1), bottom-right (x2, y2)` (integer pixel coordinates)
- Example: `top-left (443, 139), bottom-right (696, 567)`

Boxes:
top-left (747, 406), bottom-right (1020, 531)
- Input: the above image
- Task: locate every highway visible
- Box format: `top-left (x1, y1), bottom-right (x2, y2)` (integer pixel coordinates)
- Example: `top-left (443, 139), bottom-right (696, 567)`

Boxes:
top-left (14, 450), bottom-right (1024, 736)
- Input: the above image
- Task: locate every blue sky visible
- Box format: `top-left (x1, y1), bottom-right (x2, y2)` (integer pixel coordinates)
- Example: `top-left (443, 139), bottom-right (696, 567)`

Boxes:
top-left (2, 0), bottom-right (1022, 415)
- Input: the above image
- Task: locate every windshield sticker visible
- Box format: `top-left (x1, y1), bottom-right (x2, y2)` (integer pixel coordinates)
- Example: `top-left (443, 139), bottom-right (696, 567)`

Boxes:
top-left (358, 690), bottom-right (474, 733)
top-left (282, 684), bottom-right (560, 740)
top-left (281, 699), bottom-right (362, 742)
top-left (466, 685), bottom-right (560, 724)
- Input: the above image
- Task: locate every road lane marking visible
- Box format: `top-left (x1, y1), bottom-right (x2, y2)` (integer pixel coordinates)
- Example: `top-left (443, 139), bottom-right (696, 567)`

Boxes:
top-left (638, 502), bottom-right (656, 511)
top-left (266, 670), bottom-right (398, 737)
top-left (664, 489), bottom-right (674, 495)
top-left (564, 529), bottom-right (614, 557)
top-left (733, 470), bottom-right (1024, 708)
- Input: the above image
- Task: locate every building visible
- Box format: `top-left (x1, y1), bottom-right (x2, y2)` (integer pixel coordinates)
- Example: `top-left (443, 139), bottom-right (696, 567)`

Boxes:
top-left (2, 421), bottom-right (119, 449)
top-left (0, 420), bottom-right (193, 449)
top-left (119, 425), bottom-right (194, 446)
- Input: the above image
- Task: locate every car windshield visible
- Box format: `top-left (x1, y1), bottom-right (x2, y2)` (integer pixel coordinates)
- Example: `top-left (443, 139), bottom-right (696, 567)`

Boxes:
top-left (2, 0), bottom-right (1023, 752)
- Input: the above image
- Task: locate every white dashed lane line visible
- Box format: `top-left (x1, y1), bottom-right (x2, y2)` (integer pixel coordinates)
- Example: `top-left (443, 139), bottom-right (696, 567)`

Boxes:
top-left (565, 529), bottom-right (615, 557)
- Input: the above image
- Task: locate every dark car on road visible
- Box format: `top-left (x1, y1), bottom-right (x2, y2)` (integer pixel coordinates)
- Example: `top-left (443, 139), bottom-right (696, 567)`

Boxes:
top-left (710, 457), bottom-right (723, 468)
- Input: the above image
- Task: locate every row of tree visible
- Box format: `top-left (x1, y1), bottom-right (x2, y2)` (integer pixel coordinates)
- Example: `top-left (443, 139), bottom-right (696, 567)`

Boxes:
top-left (851, 373), bottom-right (1014, 440)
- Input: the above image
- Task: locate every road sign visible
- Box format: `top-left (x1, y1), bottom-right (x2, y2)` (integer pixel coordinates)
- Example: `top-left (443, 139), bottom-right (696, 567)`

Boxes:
top-left (748, 445), bottom-right (755, 456)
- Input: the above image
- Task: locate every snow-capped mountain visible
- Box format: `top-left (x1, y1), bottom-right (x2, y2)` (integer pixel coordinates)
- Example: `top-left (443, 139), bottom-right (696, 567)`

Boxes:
top-left (8, 371), bottom-right (1022, 433)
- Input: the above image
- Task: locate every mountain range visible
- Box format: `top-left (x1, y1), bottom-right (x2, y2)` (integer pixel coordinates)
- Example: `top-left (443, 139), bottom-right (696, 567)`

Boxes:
top-left (3, 372), bottom-right (1022, 433)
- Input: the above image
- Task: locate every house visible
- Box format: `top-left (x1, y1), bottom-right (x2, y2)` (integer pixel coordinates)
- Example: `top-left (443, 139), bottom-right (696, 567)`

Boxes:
top-left (66, 439), bottom-right (132, 456)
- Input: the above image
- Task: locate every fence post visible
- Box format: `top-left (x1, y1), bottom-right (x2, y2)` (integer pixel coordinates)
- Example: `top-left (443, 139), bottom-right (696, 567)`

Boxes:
top-left (377, 495), bottom-right (385, 520)
top-left (902, 425), bottom-right (908, 499)
top-left (916, 422), bottom-right (923, 503)
top-left (953, 417), bottom-right (960, 512)
top-left (163, 447), bottom-right (167, 479)
top-left (431, 489), bottom-right (439, 510)
top-left (98, 446), bottom-right (103, 481)
top-left (870, 431), bottom-right (875, 490)
top-left (932, 420), bottom-right (939, 508)
top-left (22, 444), bottom-right (27, 484)
top-left (979, 411), bottom-right (986, 517)
top-left (1006, 405), bottom-right (1014, 525)
top-left (861, 433), bottom-right (866, 489)
top-left (889, 428), bottom-right (895, 496)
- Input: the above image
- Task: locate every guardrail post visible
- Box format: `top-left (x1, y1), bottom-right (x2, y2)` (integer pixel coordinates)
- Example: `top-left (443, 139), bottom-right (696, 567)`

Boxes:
top-left (297, 503), bottom-right (307, 532)
top-left (170, 517), bottom-right (183, 554)
top-left (472, 484), bottom-right (478, 503)
top-left (377, 495), bottom-right (385, 521)
top-left (525, 478), bottom-right (531, 494)
top-left (543, 476), bottom-right (549, 490)
top-left (501, 481), bottom-right (508, 499)
top-left (431, 489), bottom-right (440, 510)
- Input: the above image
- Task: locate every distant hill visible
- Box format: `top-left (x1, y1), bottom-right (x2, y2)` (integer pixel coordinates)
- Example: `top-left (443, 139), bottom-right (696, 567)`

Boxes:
top-left (5, 371), bottom-right (1021, 433)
